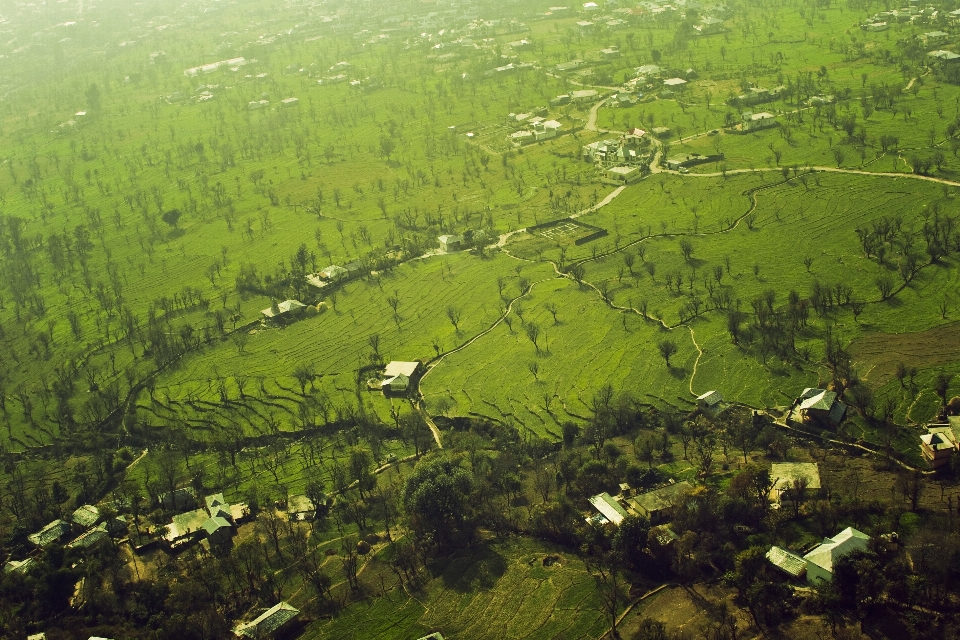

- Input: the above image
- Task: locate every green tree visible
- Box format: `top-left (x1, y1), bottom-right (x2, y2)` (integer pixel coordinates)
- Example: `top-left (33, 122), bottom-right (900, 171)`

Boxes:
top-left (403, 457), bottom-right (473, 543)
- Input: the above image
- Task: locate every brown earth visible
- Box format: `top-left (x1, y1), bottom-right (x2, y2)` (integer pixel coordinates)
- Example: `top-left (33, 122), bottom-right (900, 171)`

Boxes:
top-left (849, 322), bottom-right (960, 387)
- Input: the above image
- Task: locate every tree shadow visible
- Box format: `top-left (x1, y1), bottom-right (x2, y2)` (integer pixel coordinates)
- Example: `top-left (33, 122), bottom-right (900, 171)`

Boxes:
top-left (435, 543), bottom-right (508, 593)
top-left (668, 365), bottom-right (686, 379)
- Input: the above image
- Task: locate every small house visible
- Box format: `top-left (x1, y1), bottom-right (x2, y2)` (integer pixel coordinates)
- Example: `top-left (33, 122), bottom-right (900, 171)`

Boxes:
top-left (766, 546), bottom-right (807, 578)
top-left (205, 493), bottom-right (234, 521)
top-left (438, 235), bottom-right (462, 252)
top-left (695, 16), bottom-right (724, 35)
top-left (165, 508), bottom-right (210, 546)
top-left (260, 299), bottom-right (307, 321)
top-left (66, 526), bottom-right (110, 550)
top-left (71, 505), bottom-right (100, 528)
top-left (28, 520), bottom-right (72, 548)
top-left (550, 94), bottom-right (571, 106)
top-left (600, 46), bottom-right (621, 59)
top-left (319, 264), bottom-right (349, 281)
top-left (696, 390), bottom-right (723, 415)
top-left (247, 99), bottom-right (270, 111)
top-left (627, 481), bottom-right (693, 524)
top-left (533, 120), bottom-right (562, 141)
top-left (234, 602), bottom-right (300, 639)
top-left (804, 527), bottom-right (870, 584)
top-left (571, 89), bottom-right (600, 103)
top-left (605, 165), bottom-right (641, 184)
top-left (5, 558), bottom-right (36, 574)
top-left (929, 49), bottom-right (960, 64)
top-left (635, 64), bottom-right (662, 77)
top-left (662, 77), bottom-right (687, 91)
top-left (583, 1), bottom-right (600, 11)
top-left (742, 112), bottom-right (777, 132)
top-left (796, 388), bottom-right (846, 425)
top-left (588, 492), bottom-right (629, 526)
top-left (202, 516), bottom-right (233, 547)
top-left (920, 422), bottom-right (959, 469)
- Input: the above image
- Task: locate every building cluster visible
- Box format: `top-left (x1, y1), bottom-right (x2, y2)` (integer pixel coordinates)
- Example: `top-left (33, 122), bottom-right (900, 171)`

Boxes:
top-left (164, 491), bottom-right (250, 551)
top-left (582, 129), bottom-right (651, 184)
top-left (861, 4), bottom-right (946, 30)
top-left (10, 505), bottom-right (130, 575)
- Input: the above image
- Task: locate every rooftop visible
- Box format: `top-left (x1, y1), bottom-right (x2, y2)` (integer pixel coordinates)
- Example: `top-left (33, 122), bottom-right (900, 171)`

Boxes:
top-left (235, 602), bottom-right (300, 638)
top-left (804, 527), bottom-right (870, 574)
top-left (588, 492), bottom-right (629, 525)
top-left (771, 462), bottom-right (822, 494)
top-left (384, 361), bottom-right (420, 378)
top-left (766, 546), bottom-right (806, 577)
top-left (628, 481), bottom-right (693, 514)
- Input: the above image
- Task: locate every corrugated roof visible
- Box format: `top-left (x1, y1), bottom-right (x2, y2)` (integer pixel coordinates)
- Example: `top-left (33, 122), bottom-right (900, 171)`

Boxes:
top-left (628, 481), bottom-right (693, 515)
top-left (804, 527), bottom-right (870, 573)
top-left (235, 602), bottom-right (299, 638)
top-left (766, 546), bottom-right (806, 577)
top-left (72, 505), bottom-right (100, 528)
top-left (589, 493), bottom-right (628, 525)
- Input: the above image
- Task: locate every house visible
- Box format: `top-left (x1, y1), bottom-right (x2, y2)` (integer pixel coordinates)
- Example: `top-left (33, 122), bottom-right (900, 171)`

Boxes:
top-left (636, 64), bottom-right (662, 77)
top-left (588, 492), bottom-right (629, 525)
top-left (601, 46), bottom-right (621, 59)
top-left (920, 422), bottom-right (959, 469)
top-left (571, 89), bottom-right (600, 103)
top-left (202, 516), bottom-right (233, 547)
top-left (438, 234), bottom-right (462, 252)
top-left (5, 558), bottom-right (36, 574)
top-left (533, 120), bottom-right (562, 141)
top-left (280, 97), bottom-right (299, 108)
top-left (71, 505), bottom-right (100, 528)
top-left (920, 31), bottom-right (950, 46)
top-left (555, 60), bottom-right (584, 73)
top-left (576, 20), bottom-right (595, 34)
top-left (247, 99), bottom-right (270, 111)
top-left (770, 462), bottom-right (822, 502)
top-left (928, 49), bottom-right (960, 64)
top-left (796, 388), bottom-right (846, 425)
top-left (662, 77), bottom-right (687, 91)
top-left (234, 602), bottom-right (300, 639)
top-left (605, 165), bottom-right (642, 184)
top-left (165, 508), bottom-right (210, 545)
top-left (381, 361), bottom-right (422, 394)
top-left (696, 390), bottom-right (723, 415)
top-left (66, 526), bottom-right (110, 550)
top-left (862, 21), bottom-right (889, 31)
top-left (583, 2), bottom-right (600, 11)
top-left (803, 527), bottom-right (870, 584)
top-left (695, 16), bottom-right (724, 35)
top-left (260, 299), bottom-right (307, 321)
top-left (742, 112), bottom-right (777, 132)
top-left (550, 94), bottom-right (571, 106)
top-left (205, 493), bottom-right (234, 521)
top-left (766, 546), bottom-right (807, 578)
top-left (627, 481), bottom-right (693, 524)
top-left (319, 264), bottom-right (350, 281)
top-left (28, 520), bottom-right (72, 547)
top-left (613, 92), bottom-right (637, 107)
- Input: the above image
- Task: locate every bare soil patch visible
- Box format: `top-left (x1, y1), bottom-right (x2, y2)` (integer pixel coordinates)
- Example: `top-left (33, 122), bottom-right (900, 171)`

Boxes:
top-left (849, 322), bottom-right (960, 387)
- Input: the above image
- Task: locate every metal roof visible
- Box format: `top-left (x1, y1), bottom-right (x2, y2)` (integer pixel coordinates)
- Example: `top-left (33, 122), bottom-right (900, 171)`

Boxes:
top-left (766, 546), bottom-right (806, 577)
top-left (235, 602), bottom-right (299, 638)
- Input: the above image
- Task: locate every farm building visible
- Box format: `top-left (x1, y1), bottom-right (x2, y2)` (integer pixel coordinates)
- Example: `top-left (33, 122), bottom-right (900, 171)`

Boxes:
top-left (234, 602), bottom-right (300, 638)
top-left (28, 520), bottom-right (72, 548)
top-left (260, 299), bottom-right (307, 321)
top-left (587, 492), bottom-right (629, 525)
top-left (920, 420), bottom-right (959, 468)
top-left (795, 388), bottom-right (846, 425)
top-left (627, 481), bottom-right (693, 524)
top-left (438, 235), bottom-right (462, 252)
top-left (803, 527), bottom-right (870, 584)
top-left (766, 546), bottom-right (807, 578)
top-left (770, 462), bottom-right (821, 502)
top-left (742, 112), bottom-right (777, 132)
top-left (696, 390), bottom-right (724, 416)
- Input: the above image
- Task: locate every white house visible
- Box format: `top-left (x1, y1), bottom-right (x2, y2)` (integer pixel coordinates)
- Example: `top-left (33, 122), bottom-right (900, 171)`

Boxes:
top-left (742, 111), bottom-right (777, 131)
top-left (438, 235), bottom-right (462, 252)
top-left (803, 527), bottom-right (870, 584)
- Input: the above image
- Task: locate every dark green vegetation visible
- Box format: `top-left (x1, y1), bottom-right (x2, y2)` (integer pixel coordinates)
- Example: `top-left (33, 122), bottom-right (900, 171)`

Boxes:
top-left (3, 0), bottom-right (960, 637)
